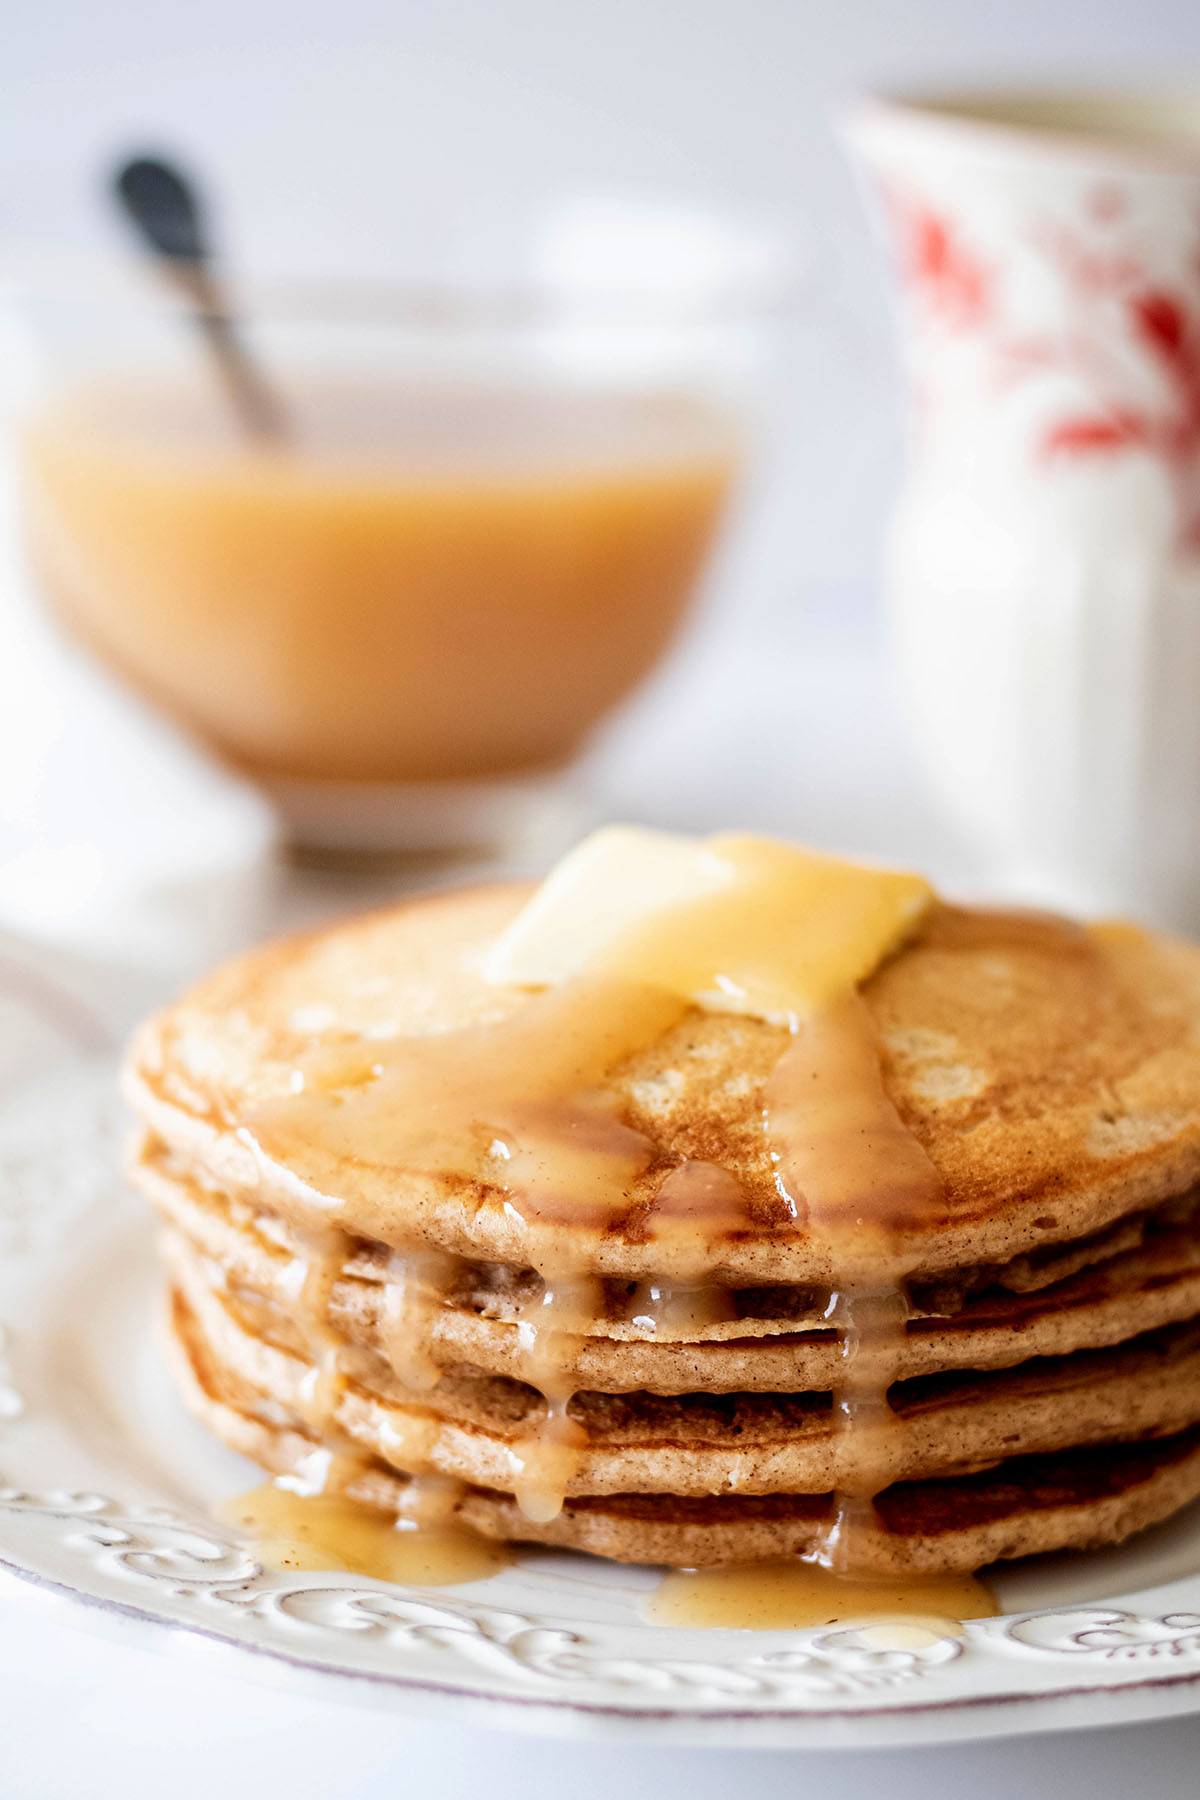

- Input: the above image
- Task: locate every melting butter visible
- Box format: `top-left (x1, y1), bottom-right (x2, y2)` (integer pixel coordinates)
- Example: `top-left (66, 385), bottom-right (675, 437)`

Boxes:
top-left (645, 1558), bottom-right (996, 1633)
top-left (219, 1481), bottom-right (510, 1586)
top-left (484, 826), bottom-right (932, 1022)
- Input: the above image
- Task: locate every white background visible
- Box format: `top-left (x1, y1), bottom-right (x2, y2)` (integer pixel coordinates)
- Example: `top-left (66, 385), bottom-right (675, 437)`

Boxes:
top-left (5, 2), bottom-right (1200, 1793)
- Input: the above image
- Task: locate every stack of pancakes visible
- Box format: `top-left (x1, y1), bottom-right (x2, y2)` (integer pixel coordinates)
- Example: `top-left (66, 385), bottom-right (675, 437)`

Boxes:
top-left (125, 884), bottom-right (1200, 1571)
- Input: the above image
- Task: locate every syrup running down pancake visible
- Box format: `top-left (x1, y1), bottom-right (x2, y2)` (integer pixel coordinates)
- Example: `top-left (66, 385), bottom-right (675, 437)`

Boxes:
top-left (125, 830), bottom-right (1200, 1623)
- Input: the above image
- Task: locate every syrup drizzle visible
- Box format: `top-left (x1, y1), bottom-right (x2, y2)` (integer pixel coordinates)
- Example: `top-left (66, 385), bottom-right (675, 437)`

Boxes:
top-left (253, 979), bottom-right (684, 1222)
top-left (250, 981), bottom-right (684, 1526)
top-left (630, 1161), bottom-right (745, 1336)
top-left (224, 1229), bottom-right (505, 1582)
top-left (276, 1225), bottom-right (359, 1447)
top-left (507, 1161), bottom-right (751, 1520)
top-left (379, 1246), bottom-right (460, 1392)
top-left (510, 1268), bottom-right (601, 1522)
top-left (765, 992), bottom-right (947, 1570)
top-left (239, 836), bottom-right (984, 1620)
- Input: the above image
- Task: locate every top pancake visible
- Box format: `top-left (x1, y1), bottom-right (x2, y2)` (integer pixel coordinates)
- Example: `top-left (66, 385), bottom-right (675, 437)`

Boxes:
top-left (124, 882), bottom-right (1200, 1284)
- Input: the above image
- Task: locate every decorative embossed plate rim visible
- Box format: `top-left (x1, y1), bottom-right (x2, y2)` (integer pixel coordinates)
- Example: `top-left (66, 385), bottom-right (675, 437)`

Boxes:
top-left (5, 946), bottom-right (1200, 1746)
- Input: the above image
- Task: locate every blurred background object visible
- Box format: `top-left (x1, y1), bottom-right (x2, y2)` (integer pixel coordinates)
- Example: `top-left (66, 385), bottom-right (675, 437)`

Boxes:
top-left (2, 0), bottom-right (1200, 961)
top-left (11, 194), bottom-right (780, 856)
top-left (851, 87), bottom-right (1200, 933)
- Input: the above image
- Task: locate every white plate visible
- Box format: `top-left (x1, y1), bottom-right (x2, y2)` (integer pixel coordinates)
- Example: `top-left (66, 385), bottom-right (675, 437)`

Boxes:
top-left (5, 952), bottom-right (1200, 1749)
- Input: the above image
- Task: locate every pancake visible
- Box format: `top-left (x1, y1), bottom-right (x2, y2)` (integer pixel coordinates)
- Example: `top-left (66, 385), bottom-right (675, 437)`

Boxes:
top-left (165, 1285), bottom-right (1200, 1573)
top-left (125, 888), bottom-right (1200, 1285)
top-left (166, 1231), bottom-right (1200, 1497)
top-left (124, 858), bottom-right (1200, 1579)
top-left (165, 1232), bottom-right (1200, 1494)
top-left (141, 1141), bottom-right (1200, 1390)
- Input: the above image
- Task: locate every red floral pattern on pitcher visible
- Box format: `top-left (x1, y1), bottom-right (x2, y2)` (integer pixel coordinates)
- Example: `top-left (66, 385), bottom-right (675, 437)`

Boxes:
top-left (884, 188), bottom-right (992, 330)
top-left (884, 178), bottom-right (1200, 546)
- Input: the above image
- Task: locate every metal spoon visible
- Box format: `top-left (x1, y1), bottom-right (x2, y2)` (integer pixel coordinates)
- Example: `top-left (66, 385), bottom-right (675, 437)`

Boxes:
top-left (113, 153), bottom-right (288, 444)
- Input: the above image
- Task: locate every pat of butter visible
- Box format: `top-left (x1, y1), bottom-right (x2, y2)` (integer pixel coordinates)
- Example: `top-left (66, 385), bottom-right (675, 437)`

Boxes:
top-left (484, 826), bottom-right (933, 1023)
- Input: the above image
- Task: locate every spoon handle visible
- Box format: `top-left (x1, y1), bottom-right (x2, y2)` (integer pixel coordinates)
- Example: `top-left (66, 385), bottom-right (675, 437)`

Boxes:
top-left (113, 155), bottom-right (289, 445)
top-left (173, 259), bottom-right (289, 444)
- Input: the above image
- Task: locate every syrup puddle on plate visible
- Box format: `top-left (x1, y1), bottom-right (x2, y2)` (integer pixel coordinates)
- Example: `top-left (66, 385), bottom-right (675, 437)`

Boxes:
top-left (218, 1483), bottom-right (511, 1586)
top-left (644, 1557), bottom-right (997, 1639)
top-left (220, 1485), bottom-right (996, 1640)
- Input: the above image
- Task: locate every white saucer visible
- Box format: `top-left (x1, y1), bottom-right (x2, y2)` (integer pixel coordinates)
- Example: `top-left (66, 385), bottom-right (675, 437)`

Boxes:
top-left (4, 951), bottom-right (1200, 1749)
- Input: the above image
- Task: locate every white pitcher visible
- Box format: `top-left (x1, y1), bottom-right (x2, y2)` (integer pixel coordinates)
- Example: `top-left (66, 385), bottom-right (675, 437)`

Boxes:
top-left (846, 91), bottom-right (1200, 930)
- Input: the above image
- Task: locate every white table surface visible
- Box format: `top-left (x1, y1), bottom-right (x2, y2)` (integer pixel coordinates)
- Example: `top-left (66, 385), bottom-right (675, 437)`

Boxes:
top-left (0, 591), bottom-right (1195, 1795)
top-left (3, 1601), bottom-right (1200, 1798)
